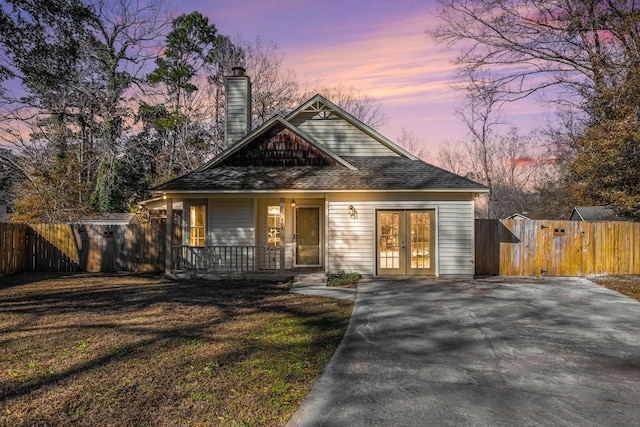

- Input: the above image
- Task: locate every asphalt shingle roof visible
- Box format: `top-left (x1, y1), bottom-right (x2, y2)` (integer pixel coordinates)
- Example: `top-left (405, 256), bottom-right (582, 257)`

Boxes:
top-left (153, 156), bottom-right (487, 192)
top-left (572, 206), bottom-right (625, 221)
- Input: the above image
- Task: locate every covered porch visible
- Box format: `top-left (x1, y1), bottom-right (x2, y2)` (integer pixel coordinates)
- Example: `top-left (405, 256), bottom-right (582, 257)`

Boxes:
top-left (157, 194), bottom-right (325, 275)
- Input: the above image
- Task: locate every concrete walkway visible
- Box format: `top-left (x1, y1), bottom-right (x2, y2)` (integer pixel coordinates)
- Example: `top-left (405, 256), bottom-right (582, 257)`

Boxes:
top-left (290, 273), bottom-right (357, 301)
top-left (287, 277), bottom-right (640, 426)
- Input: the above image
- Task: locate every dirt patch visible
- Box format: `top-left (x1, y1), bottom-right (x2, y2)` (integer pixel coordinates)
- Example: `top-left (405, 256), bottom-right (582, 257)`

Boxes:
top-left (0, 273), bottom-right (352, 426)
top-left (590, 275), bottom-right (640, 302)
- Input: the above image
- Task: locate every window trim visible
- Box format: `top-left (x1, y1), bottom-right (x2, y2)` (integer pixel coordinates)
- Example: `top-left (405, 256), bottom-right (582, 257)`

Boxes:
top-left (189, 204), bottom-right (206, 247)
top-left (267, 205), bottom-right (281, 248)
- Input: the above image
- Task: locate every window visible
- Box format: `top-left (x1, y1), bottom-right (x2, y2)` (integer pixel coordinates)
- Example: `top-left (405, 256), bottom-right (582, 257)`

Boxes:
top-left (189, 205), bottom-right (206, 246)
top-left (267, 205), bottom-right (281, 248)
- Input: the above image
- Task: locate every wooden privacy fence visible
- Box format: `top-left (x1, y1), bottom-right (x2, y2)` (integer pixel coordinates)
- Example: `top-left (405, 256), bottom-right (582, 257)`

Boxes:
top-left (0, 222), bottom-right (165, 275)
top-left (476, 219), bottom-right (640, 276)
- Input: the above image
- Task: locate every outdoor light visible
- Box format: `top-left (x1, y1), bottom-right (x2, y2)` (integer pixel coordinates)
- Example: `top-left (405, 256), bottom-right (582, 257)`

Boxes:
top-left (349, 205), bottom-right (357, 219)
top-left (290, 199), bottom-right (296, 207)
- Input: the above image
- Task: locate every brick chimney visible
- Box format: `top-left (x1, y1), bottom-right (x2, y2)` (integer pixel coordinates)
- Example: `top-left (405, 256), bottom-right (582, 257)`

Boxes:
top-left (224, 66), bottom-right (252, 147)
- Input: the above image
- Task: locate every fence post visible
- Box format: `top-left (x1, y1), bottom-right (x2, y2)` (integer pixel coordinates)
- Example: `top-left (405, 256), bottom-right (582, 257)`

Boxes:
top-left (165, 198), bottom-right (173, 274)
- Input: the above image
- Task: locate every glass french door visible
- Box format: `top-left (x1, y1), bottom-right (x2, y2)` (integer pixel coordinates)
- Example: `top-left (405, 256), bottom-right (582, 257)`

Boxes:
top-left (377, 210), bottom-right (435, 275)
top-left (295, 206), bottom-right (321, 266)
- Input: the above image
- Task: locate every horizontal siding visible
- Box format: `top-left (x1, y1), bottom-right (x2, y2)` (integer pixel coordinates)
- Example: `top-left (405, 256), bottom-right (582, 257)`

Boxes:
top-left (328, 200), bottom-right (475, 277)
top-left (437, 202), bottom-right (475, 277)
top-left (291, 114), bottom-right (398, 157)
top-left (208, 199), bottom-right (254, 246)
top-left (327, 203), bottom-right (375, 274)
top-left (225, 79), bottom-right (250, 145)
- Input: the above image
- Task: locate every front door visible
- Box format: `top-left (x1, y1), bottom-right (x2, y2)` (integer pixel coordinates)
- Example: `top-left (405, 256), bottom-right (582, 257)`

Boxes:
top-left (377, 210), bottom-right (435, 275)
top-left (295, 206), bottom-right (321, 266)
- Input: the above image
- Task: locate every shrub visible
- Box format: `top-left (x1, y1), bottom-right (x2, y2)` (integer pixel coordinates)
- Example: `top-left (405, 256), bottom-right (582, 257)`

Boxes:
top-left (326, 271), bottom-right (361, 288)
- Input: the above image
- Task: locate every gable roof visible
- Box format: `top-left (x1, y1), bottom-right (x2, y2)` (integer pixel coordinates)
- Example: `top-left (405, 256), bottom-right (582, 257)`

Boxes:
top-left (287, 95), bottom-right (418, 160)
top-left (504, 212), bottom-right (531, 220)
top-left (77, 213), bottom-right (140, 225)
top-left (152, 94), bottom-right (488, 194)
top-left (569, 206), bottom-right (626, 221)
top-left (196, 115), bottom-right (355, 171)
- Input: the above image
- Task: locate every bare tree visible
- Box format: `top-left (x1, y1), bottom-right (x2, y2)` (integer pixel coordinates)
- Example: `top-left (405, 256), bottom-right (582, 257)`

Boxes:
top-left (432, 0), bottom-right (640, 217)
top-left (241, 36), bottom-right (302, 127)
top-left (457, 75), bottom-right (506, 218)
top-left (300, 83), bottom-right (389, 130)
top-left (395, 127), bottom-right (428, 160)
top-left (431, 0), bottom-right (640, 109)
top-left (438, 76), bottom-right (545, 218)
top-left (89, 0), bottom-right (173, 211)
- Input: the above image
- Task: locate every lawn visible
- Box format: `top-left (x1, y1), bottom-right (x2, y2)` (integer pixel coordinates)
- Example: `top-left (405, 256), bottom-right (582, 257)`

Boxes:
top-left (0, 273), bottom-right (353, 426)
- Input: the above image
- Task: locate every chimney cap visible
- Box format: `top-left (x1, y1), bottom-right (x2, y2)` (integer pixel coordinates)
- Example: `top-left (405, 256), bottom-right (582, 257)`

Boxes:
top-left (231, 66), bottom-right (246, 77)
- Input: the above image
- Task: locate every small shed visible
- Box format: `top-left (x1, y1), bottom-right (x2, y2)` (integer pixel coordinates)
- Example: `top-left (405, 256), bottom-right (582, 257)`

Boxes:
top-left (77, 213), bottom-right (141, 226)
top-left (504, 212), bottom-right (532, 221)
top-left (75, 213), bottom-right (141, 272)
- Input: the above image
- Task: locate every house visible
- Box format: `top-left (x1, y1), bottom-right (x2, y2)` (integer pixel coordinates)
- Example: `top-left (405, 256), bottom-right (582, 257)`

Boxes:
top-left (569, 206), bottom-right (626, 221)
top-left (151, 67), bottom-right (488, 278)
top-left (504, 212), bottom-right (532, 221)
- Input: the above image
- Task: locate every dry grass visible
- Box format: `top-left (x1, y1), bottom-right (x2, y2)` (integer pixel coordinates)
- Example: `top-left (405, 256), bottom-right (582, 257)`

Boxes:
top-left (0, 273), bottom-right (352, 426)
top-left (590, 275), bottom-right (640, 302)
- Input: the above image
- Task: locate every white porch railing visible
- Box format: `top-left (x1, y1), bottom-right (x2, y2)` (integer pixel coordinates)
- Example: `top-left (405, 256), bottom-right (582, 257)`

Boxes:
top-left (171, 246), bottom-right (282, 272)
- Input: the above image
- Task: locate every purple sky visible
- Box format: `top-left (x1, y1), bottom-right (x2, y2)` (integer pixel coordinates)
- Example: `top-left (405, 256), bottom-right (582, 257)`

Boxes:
top-left (0, 1), bottom-right (550, 159)
top-left (147, 1), bottom-right (551, 159)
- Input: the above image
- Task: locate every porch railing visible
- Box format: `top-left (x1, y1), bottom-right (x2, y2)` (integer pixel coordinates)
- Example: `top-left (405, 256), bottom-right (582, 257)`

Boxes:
top-left (171, 245), bottom-right (282, 272)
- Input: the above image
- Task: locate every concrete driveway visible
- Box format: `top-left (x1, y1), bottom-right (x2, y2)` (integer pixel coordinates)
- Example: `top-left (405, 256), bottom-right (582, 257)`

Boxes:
top-left (287, 277), bottom-right (640, 426)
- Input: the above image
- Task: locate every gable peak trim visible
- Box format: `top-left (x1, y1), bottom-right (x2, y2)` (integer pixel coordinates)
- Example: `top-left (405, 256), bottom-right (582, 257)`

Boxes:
top-left (288, 94), bottom-right (419, 160)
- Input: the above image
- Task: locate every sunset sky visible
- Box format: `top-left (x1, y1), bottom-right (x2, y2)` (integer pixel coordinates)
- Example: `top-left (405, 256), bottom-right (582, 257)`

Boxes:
top-left (177, 0), bottom-right (549, 158)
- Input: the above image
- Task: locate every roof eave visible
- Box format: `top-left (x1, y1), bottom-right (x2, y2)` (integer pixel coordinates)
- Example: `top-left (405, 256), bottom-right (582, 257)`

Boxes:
top-left (155, 188), bottom-right (489, 195)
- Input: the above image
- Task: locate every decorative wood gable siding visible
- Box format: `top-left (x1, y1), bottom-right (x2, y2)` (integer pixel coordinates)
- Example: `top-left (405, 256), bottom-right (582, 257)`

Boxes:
top-left (289, 101), bottom-right (399, 157)
top-left (222, 124), bottom-right (342, 167)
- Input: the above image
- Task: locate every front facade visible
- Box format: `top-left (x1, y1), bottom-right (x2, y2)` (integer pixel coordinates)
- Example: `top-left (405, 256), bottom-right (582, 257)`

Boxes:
top-left (153, 69), bottom-right (487, 278)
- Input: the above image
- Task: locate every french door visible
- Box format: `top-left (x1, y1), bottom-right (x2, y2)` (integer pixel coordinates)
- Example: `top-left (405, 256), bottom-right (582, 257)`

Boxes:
top-left (377, 210), bottom-right (435, 275)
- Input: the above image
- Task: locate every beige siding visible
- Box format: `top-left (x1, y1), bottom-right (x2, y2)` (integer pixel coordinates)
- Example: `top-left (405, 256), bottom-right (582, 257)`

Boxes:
top-left (208, 198), bottom-right (254, 246)
top-left (327, 198), bottom-right (476, 278)
top-left (290, 113), bottom-right (399, 157)
top-left (224, 77), bottom-right (251, 147)
top-left (327, 202), bottom-right (375, 273)
top-left (436, 202), bottom-right (475, 278)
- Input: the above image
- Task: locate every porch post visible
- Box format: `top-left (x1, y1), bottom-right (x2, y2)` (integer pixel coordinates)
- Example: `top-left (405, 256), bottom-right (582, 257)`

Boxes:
top-left (165, 197), bottom-right (173, 275)
top-left (279, 198), bottom-right (285, 272)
